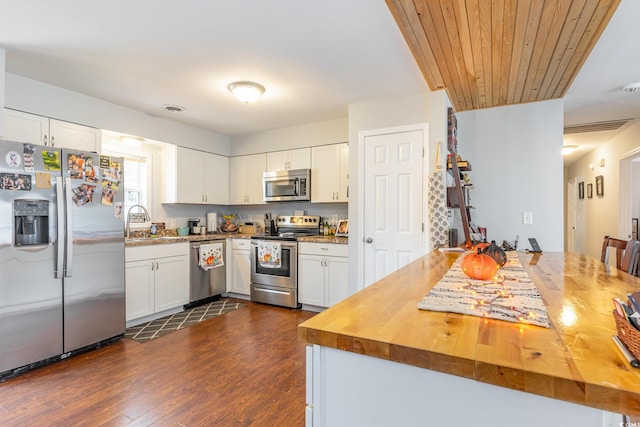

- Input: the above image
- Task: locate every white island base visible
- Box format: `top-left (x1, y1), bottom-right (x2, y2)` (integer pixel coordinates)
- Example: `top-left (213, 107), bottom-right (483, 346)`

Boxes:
top-left (306, 345), bottom-right (622, 427)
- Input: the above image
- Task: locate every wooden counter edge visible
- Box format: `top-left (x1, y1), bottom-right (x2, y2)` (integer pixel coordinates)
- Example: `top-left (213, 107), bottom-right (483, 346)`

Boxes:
top-left (298, 324), bottom-right (640, 416)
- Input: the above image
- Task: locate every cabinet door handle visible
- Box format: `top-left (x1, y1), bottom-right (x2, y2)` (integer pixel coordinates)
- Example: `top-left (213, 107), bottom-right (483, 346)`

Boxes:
top-left (51, 136), bottom-right (55, 147)
top-left (43, 135), bottom-right (48, 146)
top-left (151, 261), bottom-right (155, 271)
top-left (156, 261), bottom-right (159, 270)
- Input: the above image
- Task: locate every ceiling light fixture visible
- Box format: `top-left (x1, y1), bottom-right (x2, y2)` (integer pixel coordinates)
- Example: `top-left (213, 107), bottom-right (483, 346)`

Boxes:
top-left (120, 136), bottom-right (144, 148)
top-left (623, 82), bottom-right (640, 93)
top-left (121, 136), bottom-right (144, 148)
top-left (562, 145), bottom-right (577, 155)
top-left (227, 81), bottom-right (265, 103)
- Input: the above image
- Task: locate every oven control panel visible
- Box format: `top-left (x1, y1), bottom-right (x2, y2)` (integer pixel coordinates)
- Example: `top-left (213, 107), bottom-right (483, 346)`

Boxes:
top-left (276, 215), bottom-right (320, 227)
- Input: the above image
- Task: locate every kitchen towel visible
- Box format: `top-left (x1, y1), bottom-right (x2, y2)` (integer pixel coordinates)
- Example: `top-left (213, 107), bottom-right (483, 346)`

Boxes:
top-left (199, 243), bottom-right (224, 270)
top-left (417, 251), bottom-right (550, 328)
top-left (258, 241), bottom-right (282, 268)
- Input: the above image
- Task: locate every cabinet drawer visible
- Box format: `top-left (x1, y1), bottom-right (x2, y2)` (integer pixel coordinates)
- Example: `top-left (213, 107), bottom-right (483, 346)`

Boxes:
top-left (230, 238), bottom-right (251, 250)
top-left (298, 242), bottom-right (348, 257)
top-left (126, 242), bottom-right (189, 262)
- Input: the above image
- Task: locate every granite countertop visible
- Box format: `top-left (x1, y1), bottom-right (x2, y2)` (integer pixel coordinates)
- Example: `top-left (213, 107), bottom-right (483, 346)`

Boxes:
top-left (125, 233), bottom-right (252, 247)
top-left (126, 233), bottom-right (347, 247)
top-left (296, 235), bottom-right (348, 244)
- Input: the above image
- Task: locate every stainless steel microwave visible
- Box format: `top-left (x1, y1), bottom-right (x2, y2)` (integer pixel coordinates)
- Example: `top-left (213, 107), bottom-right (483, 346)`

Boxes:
top-left (262, 169), bottom-right (310, 202)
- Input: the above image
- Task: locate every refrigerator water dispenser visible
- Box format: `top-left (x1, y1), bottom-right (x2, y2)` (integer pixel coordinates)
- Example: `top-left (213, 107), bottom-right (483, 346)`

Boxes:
top-left (14, 199), bottom-right (49, 246)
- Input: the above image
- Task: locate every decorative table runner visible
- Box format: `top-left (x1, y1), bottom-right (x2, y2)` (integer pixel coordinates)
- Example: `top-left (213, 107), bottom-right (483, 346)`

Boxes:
top-left (417, 251), bottom-right (550, 328)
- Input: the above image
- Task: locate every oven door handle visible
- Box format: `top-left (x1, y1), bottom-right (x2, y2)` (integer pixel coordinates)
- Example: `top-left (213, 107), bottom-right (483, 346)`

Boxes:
top-left (253, 286), bottom-right (291, 296)
top-left (251, 241), bottom-right (297, 248)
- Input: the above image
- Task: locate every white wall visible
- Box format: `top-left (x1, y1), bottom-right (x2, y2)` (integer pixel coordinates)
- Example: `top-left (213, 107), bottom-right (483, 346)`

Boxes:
top-left (0, 50), bottom-right (5, 134)
top-left (566, 119), bottom-right (640, 259)
top-left (4, 73), bottom-right (231, 155)
top-left (348, 92), bottom-right (430, 292)
top-left (457, 99), bottom-right (565, 252)
top-left (230, 118), bottom-right (348, 156)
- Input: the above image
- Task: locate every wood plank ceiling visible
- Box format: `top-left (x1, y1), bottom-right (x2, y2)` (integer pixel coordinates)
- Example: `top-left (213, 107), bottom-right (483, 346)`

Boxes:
top-left (386, 0), bottom-right (621, 113)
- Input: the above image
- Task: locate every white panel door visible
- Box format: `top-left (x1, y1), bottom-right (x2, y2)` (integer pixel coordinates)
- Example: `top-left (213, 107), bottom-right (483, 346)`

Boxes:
top-left (363, 130), bottom-right (424, 287)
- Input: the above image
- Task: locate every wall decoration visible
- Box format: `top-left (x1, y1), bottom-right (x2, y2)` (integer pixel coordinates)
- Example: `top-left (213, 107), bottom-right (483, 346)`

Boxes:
top-left (596, 175), bottom-right (604, 197)
top-left (447, 107), bottom-right (458, 153)
top-left (587, 183), bottom-right (593, 199)
top-left (578, 181), bottom-right (584, 199)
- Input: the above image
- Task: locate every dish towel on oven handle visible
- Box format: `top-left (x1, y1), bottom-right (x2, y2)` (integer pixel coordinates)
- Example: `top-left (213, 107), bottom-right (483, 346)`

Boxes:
top-left (199, 243), bottom-right (224, 270)
top-left (258, 241), bottom-right (282, 268)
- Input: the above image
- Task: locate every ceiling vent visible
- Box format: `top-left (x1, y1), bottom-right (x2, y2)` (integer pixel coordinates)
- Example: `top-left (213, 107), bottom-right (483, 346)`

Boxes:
top-left (563, 119), bottom-right (633, 135)
top-left (162, 104), bottom-right (185, 113)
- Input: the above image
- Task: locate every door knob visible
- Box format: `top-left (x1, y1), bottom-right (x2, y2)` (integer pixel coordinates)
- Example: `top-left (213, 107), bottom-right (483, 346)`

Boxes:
top-left (365, 237), bottom-right (373, 243)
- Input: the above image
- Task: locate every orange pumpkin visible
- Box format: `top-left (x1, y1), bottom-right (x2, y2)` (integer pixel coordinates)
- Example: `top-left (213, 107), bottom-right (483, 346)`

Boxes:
top-left (461, 249), bottom-right (498, 280)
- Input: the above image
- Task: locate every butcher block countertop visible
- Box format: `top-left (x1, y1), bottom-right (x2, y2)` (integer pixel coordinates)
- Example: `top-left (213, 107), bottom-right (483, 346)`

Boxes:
top-left (298, 250), bottom-right (640, 416)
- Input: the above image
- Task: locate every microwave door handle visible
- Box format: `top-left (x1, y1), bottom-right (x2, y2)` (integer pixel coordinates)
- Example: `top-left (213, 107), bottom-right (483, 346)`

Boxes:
top-left (294, 178), bottom-right (299, 196)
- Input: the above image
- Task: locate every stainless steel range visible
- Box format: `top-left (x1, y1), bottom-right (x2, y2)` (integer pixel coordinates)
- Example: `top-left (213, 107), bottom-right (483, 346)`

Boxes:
top-left (250, 215), bottom-right (320, 308)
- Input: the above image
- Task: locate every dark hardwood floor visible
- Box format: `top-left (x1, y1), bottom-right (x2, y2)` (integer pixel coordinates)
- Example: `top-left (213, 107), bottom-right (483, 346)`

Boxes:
top-left (0, 300), bottom-right (316, 426)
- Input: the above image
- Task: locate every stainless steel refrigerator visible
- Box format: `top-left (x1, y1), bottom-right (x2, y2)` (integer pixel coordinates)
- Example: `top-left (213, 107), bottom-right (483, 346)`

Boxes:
top-left (0, 139), bottom-right (125, 377)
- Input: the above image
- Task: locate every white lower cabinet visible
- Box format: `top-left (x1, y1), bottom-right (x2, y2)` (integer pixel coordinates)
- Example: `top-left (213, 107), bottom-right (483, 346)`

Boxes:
top-left (125, 243), bottom-right (189, 323)
top-left (298, 242), bottom-right (348, 308)
top-left (226, 238), bottom-right (251, 296)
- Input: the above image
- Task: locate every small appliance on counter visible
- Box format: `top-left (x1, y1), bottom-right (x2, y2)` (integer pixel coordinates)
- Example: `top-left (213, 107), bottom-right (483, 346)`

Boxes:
top-left (188, 218), bottom-right (201, 235)
top-left (207, 212), bottom-right (218, 233)
top-left (264, 213), bottom-right (277, 236)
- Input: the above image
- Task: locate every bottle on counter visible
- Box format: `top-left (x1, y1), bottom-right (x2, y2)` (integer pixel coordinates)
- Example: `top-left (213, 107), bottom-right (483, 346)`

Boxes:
top-left (320, 221), bottom-right (325, 235)
top-left (324, 222), bottom-right (329, 236)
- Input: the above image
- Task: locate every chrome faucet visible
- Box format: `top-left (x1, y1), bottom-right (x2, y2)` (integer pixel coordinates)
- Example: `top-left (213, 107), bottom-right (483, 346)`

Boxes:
top-left (126, 204), bottom-right (151, 238)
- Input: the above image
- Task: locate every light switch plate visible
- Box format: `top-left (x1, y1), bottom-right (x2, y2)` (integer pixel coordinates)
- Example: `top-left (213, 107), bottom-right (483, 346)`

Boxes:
top-left (523, 212), bottom-right (533, 225)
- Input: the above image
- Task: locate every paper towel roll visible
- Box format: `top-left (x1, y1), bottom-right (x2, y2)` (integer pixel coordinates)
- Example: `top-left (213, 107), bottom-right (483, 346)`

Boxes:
top-left (207, 213), bottom-right (218, 233)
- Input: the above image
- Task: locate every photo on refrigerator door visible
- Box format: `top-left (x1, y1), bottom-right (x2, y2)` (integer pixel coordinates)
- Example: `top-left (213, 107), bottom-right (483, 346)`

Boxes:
top-left (101, 179), bottom-right (119, 205)
top-left (42, 150), bottom-right (61, 171)
top-left (71, 183), bottom-right (96, 207)
top-left (0, 173), bottom-right (32, 191)
top-left (67, 153), bottom-right (86, 180)
top-left (85, 157), bottom-right (98, 183)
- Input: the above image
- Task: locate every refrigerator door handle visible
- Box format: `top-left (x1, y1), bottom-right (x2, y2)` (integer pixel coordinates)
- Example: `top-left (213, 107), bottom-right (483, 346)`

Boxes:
top-left (55, 176), bottom-right (65, 279)
top-left (64, 177), bottom-right (74, 277)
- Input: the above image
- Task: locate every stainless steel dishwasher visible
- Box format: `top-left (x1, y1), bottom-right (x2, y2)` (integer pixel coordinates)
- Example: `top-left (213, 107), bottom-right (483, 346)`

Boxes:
top-left (187, 239), bottom-right (227, 309)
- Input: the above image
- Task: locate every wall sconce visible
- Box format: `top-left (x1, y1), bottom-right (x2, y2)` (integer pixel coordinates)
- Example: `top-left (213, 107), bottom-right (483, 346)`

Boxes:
top-left (599, 158), bottom-right (605, 168)
top-left (562, 145), bottom-right (577, 155)
top-left (228, 81), bottom-right (265, 103)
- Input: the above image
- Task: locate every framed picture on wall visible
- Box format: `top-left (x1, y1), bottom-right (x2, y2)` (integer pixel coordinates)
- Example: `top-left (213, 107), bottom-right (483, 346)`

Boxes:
top-left (587, 183), bottom-right (593, 199)
top-left (578, 181), bottom-right (584, 199)
top-left (596, 175), bottom-right (604, 197)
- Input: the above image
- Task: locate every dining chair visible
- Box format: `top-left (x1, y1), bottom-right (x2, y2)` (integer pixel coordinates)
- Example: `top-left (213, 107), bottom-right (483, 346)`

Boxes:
top-left (602, 235), bottom-right (640, 274)
top-left (621, 239), bottom-right (640, 275)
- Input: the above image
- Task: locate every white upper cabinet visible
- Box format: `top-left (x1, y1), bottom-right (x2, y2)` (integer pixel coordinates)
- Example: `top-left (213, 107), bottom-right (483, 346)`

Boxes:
top-left (311, 143), bottom-right (348, 203)
top-left (229, 153), bottom-right (267, 205)
top-left (266, 148), bottom-right (310, 171)
top-left (162, 145), bottom-right (229, 205)
top-left (2, 109), bottom-right (101, 152)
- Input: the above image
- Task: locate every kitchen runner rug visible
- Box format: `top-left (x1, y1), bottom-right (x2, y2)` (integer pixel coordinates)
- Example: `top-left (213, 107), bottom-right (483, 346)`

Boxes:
top-left (417, 251), bottom-right (550, 328)
top-left (125, 299), bottom-right (245, 343)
